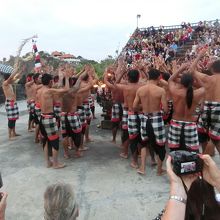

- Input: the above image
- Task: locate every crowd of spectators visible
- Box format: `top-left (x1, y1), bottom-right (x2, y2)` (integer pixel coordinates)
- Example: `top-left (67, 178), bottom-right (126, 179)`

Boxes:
top-left (123, 19), bottom-right (220, 67)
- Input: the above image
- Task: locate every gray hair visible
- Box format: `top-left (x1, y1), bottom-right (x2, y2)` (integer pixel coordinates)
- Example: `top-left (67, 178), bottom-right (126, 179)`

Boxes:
top-left (44, 183), bottom-right (78, 220)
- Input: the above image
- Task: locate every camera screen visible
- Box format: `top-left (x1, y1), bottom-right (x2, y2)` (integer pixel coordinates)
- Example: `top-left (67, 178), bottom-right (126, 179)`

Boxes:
top-left (180, 161), bottom-right (196, 174)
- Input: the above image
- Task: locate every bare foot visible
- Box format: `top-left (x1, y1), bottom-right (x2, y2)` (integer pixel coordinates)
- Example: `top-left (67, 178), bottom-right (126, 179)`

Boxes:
top-left (28, 129), bottom-right (34, 132)
top-left (93, 116), bottom-right (97, 119)
top-left (130, 162), bottom-right (138, 169)
top-left (9, 137), bottom-right (16, 141)
top-left (35, 138), bottom-right (40, 143)
top-left (120, 153), bottom-right (128, 159)
top-left (74, 151), bottom-right (83, 158)
top-left (53, 163), bottom-right (66, 169)
top-left (47, 161), bottom-right (53, 168)
top-left (85, 138), bottom-right (94, 143)
top-left (64, 154), bottom-right (70, 159)
top-left (157, 169), bottom-right (166, 176)
top-left (137, 169), bottom-right (145, 175)
top-left (111, 140), bottom-right (116, 144)
top-left (15, 133), bottom-right (21, 136)
top-left (151, 161), bottom-right (157, 166)
top-left (79, 146), bottom-right (89, 151)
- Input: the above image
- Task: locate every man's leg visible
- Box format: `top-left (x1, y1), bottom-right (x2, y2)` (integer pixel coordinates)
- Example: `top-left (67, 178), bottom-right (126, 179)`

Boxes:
top-left (79, 126), bottom-right (89, 151)
top-left (62, 136), bottom-right (70, 158)
top-left (120, 129), bottom-right (129, 159)
top-left (85, 119), bottom-right (92, 142)
top-left (51, 139), bottom-right (65, 169)
top-left (154, 144), bottom-right (166, 176)
top-left (111, 121), bottom-right (119, 143)
top-left (72, 132), bottom-right (82, 157)
top-left (137, 146), bottom-right (149, 175)
top-left (43, 141), bottom-right (52, 168)
top-left (211, 139), bottom-right (220, 155)
top-left (129, 136), bottom-right (139, 169)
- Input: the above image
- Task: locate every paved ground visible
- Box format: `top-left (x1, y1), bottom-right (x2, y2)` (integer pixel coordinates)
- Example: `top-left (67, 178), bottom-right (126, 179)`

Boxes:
top-left (0, 101), bottom-right (220, 220)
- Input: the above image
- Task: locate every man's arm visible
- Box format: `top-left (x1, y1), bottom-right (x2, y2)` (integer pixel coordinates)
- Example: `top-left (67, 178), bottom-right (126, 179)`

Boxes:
top-left (25, 81), bottom-right (34, 88)
top-left (161, 89), bottom-right (168, 113)
top-left (189, 48), bottom-right (209, 83)
top-left (168, 63), bottom-right (189, 93)
top-left (133, 90), bottom-right (141, 112)
top-left (49, 76), bottom-right (70, 95)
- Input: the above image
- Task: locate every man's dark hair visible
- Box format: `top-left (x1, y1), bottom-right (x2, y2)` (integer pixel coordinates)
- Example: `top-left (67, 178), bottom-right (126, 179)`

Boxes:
top-left (148, 69), bottom-right (160, 80)
top-left (42, 73), bottom-right (53, 86)
top-left (4, 74), bottom-right (10, 81)
top-left (180, 73), bottom-right (193, 109)
top-left (33, 73), bottom-right (40, 83)
top-left (71, 77), bottom-right (78, 86)
top-left (81, 73), bottom-right (89, 81)
top-left (210, 60), bottom-right (220, 73)
top-left (128, 69), bottom-right (139, 83)
top-left (161, 72), bottom-right (170, 81)
top-left (53, 75), bottom-right (59, 83)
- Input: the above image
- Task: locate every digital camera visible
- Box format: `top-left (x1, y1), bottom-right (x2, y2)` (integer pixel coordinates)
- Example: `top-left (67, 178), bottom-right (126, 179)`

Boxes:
top-left (169, 150), bottom-right (203, 175)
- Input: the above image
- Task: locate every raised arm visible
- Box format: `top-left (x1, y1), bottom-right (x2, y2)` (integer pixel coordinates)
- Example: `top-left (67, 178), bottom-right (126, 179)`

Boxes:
top-left (189, 48), bottom-right (209, 82)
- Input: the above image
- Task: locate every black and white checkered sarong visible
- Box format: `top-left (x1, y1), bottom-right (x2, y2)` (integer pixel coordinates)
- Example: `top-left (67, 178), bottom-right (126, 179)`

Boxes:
top-left (168, 119), bottom-right (199, 151)
top-left (122, 107), bottom-right (128, 130)
top-left (128, 111), bottom-right (141, 139)
top-left (53, 103), bottom-right (61, 119)
top-left (111, 103), bottom-right (122, 122)
top-left (140, 112), bottom-right (166, 145)
top-left (77, 106), bottom-right (87, 128)
top-left (82, 102), bottom-right (91, 120)
top-left (40, 114), bottom-right (59, 141)
top-left (5, 99), bottom-right (19, 120)
top-left (198, 101), bottom-right (220, 141)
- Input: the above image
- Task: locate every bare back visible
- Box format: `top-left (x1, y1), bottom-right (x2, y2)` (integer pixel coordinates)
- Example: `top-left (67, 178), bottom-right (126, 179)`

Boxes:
top-left (170, 87), bottom-right (204, 121)
top-left (137, 83), bottom-right (166, 113)
top-left (62, 92), bottom-right (78, 113)
top-left (203, 75), bottom-right (220, 102)
top-left (77, 81), bottom-right (91, 105)
top-left (119, 83), bottom-right (143, 111)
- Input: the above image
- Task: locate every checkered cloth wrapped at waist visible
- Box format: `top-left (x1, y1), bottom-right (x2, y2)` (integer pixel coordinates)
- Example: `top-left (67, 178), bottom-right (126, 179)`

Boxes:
top-left (198, 101), bottom-right (220, 140)
top-left (111, 103), bottom-right (123, 122)
top-left (122, 107), bottom-right (128, 130)
top-left (77, 106), bottom-right (87, 127)
top-left (27, 100), bottom-right (35, 113)
top-left (168, 119), bottom-right (199, 151)
top-left (53, 102), bottom-right (61, 119)
top-left (61, 112), bottom-right (82, 135)
top-left (128, 111), bottom-right (141, 139)
top-left (40, 113), bottom-right (59, 141)
top-left (140, 111), bottom-right (166, 145)
top-left (88, 95), bottom-right (94, 107)
top-left (5, 99), bottom-right (19, 120)
top-left (82, 101), bottom-right (92, 120)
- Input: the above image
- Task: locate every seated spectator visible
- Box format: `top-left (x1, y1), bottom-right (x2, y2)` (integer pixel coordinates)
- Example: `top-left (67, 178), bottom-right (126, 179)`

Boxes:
top-left (44, 183), bottom-right (79, 220)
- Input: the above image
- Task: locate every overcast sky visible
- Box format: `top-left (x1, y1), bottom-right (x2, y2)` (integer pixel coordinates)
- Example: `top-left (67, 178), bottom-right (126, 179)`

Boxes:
top-left (0, 0), bottom-right (219, 61)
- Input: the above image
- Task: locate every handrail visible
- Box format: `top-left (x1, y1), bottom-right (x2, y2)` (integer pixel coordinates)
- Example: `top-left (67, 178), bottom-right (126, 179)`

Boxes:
top-left (138, 19), bottom-right (219, 31)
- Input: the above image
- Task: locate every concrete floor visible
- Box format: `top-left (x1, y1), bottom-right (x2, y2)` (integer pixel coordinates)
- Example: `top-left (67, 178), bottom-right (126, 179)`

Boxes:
top-left (0, 102), bottom-right (219, 220)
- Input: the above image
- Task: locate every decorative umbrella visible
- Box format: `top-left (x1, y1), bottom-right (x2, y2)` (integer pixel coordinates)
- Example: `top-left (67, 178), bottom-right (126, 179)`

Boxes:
top-left (0, 63), bottom-right (13, 74)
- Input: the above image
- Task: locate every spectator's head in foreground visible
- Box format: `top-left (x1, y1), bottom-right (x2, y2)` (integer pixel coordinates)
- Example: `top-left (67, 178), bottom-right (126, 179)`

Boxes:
top-left (44, 183), bottom-right (79, 220)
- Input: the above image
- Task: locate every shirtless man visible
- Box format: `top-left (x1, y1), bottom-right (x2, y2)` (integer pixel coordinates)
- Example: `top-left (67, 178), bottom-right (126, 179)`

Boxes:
top-left (190, 49), bottom-right (220, 153)
top-left (39, 73), bottom-right (70, 168)
top-left (77, 65), bottom-right (98, 150)
top-left (106, 67), bottom-right (144, 169)
top-left (2, 66), bottom-right (23, 140)
top-left (61, 72), bottom-right (93, 158)
top-left (104, 66), bottom-right (124, 144)
top-left (25, 73), bottom-right (35, 131)
top-left (133, 69), bottom-right (168, 175)
top-left (168, 63), bottom-right (205, 152)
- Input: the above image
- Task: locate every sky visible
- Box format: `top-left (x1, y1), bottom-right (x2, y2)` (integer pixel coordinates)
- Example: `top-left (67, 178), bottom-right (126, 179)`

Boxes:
top-left (0, 0), bottom-right (219, 61)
